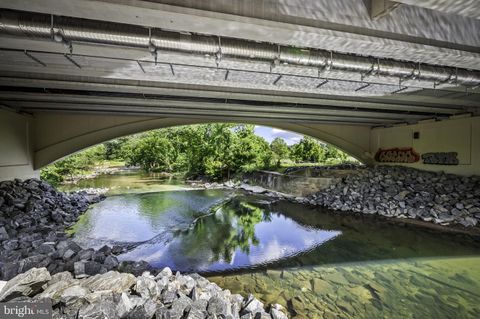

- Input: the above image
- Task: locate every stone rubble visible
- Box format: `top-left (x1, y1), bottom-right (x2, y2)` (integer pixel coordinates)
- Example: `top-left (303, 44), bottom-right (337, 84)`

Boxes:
top-left (302, 166), bottom-right (480, 227)
top-left (0, 178), bottom-right (153, 280)
top-left (0, 267), bottom-right (288, 319)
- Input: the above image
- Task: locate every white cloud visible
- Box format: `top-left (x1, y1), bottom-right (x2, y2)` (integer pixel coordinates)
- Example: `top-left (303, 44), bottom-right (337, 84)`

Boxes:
top-left (255, 126), bottom-right (304, 145)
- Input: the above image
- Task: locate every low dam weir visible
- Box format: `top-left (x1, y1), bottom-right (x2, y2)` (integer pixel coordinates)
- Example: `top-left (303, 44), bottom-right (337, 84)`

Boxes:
top-left (245, 167), bottom-right (359, 197)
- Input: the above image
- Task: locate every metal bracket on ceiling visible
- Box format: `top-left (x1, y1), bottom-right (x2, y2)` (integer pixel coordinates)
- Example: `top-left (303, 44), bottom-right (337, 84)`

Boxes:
top-left (361, 58), bottom-right (380, 81)
top-left (272, 74), bottom-right (282, 85)
top-left (355, 83), bottom-right (370, 92)
top-left (270, 45), bottom-right (281, 73)
top-left (215, 37), bottom-right (222, 68)
top-left (369, 0), bottom-right (401, 20)
top-left (148, 28), bottom-right (157, 65)
top-left (169, 63), bottom-right (175, 76)
top-left (137, 60), bottom-right (145, 73)
top-left (391, 86), bottom-right (408, 94)
top-left (224, 69), bottom-right (229, 81)
top-left (64, 54), bottom-right (81, 69)
top-left (50, 14), bottom-right (73, 54)
top-left (450, 68), bottom-right (459, 86)
top-left (434, 68), bottom-right (459, 89)
top-left (316, 79), bottom-right (329, 88)
top-left (410, 62), bottom-right (421, 80)
top-left (24, 50), bottom-right (46, 67)
top-left (326, 51), bottom-right (333, 71)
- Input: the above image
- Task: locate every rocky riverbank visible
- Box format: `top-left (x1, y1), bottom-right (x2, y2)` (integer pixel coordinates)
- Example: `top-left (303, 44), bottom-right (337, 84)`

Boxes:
top-left (0, 178), bottom-right (288, 318)
top-left (61, 165), bottom-right (129, 185)
top-left (0, 178), bottom-right (155, 281)
top-left (301, 166), bottom-right (480, 228)
top-left (0, 267), bottom-right (286, 319)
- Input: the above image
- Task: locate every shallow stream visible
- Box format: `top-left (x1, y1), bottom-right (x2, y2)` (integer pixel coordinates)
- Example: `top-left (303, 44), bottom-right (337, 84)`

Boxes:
top-left (65, 171), bottom-right (480, 318)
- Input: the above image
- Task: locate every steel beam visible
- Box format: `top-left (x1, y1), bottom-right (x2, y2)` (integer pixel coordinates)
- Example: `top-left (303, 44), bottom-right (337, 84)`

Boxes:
top-left (0, 77), bottom-right (469, 114)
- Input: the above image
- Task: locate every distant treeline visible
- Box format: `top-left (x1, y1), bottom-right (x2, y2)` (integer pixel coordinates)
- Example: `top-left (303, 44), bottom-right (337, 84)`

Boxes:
top-left (41, 124), bottom-right (354, 185)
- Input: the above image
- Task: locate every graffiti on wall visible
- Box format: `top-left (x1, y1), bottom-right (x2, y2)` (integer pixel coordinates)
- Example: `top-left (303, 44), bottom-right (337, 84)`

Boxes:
top-left (422, 152), bottom-right (459, 165)
top-left (375, 147), bottom-right (420, 163)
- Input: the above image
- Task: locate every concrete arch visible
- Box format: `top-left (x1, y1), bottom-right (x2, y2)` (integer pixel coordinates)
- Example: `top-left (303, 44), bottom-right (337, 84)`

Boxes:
top-left (3, 110), bottom-right (480, 180)
top-left (32, 113), bottom-right (374, 169)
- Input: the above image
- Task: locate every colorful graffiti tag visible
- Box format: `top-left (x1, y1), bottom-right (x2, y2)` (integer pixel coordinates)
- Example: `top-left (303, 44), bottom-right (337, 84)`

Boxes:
top-left (422, 152), bottom-right (459, 165)
top-left (375, 147), bottom-right (420, 163)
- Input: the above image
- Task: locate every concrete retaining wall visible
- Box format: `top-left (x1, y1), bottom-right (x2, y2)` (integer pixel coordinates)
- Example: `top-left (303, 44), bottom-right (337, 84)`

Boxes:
top-left (247, 170), bottom-right (339, 197)
top-left (370, 115), bottom-right (480, 176)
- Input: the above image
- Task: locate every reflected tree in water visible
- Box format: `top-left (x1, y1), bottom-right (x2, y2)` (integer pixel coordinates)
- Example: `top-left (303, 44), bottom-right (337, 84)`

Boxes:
top-left (173, 198), bottom-right (271, 264)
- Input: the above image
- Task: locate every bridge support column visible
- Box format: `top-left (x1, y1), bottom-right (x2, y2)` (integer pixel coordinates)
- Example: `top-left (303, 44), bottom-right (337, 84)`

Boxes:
top-left (0, 109), bottom-right (38, 181)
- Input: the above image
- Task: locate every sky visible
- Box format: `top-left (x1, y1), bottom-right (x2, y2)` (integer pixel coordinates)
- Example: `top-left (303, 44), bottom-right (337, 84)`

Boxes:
top-left (254, 126), bottom-right (304, 145)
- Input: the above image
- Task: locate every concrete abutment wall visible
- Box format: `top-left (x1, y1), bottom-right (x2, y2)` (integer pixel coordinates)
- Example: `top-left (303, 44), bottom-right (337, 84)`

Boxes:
top-left (371, 116), bottom-right (480, 176)
top-left (0, 110), bottom-right (38, 181)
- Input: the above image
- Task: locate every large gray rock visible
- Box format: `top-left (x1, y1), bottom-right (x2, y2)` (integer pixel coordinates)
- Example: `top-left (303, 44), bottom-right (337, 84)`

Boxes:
top-left (242, 294), bottom-right (264, 316)
top-left (0, 267), bottom-right (51, 301)
top-left (0, 226), bottom-right (9, 241)
top-left (134, 274), bottom-right (161, 299)
top-left (78, 300), bottom-right (118, 319)
top-left (208, 296), bottom-right (232, 317)
top-left (74, 260), bottom-right (105, 278)
top-left (168, 294), bottom-right (192, 319)
top-left (59, 284), bottom-right (89, 306)
top-left (104, 255), bottom-right (119, 270)
top-left (187, 299), bottom-right (208, 319)
top-left (115, 292), bottom-right (135, 318)
top-left (270, 304), bottom-right (288, 319)
top-left (80, 271), bottom-right (136, 293)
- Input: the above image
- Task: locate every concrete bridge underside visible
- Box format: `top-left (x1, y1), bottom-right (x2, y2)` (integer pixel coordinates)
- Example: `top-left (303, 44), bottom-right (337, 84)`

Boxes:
top-left (0, 0), bottom-right (479, 180)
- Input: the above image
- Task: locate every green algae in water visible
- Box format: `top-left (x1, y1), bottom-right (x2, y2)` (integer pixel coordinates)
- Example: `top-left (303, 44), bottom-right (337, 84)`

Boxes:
top-left (208, 257), bottom-right (480, 318)
top-left (59, 170), bottom-right (189, 195)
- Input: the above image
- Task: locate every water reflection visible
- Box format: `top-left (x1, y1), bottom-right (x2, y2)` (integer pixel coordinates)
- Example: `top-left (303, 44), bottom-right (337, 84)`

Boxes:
top-left (72, 189), bottom-right (480, 275)
top-left (118, 195), bottom-right (341, 273)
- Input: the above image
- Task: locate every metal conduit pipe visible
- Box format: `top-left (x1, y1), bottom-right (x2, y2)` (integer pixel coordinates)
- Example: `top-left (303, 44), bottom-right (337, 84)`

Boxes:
top-left (1, 10), bottom-right (480, 87)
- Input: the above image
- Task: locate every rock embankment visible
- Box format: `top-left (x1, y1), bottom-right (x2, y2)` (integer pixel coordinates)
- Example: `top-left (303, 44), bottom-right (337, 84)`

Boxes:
top-left (0, 178), bottom-right (153, 281)
top-left (304, 166), bottom-right (480, 227)
top-left (0, 267), bottom-right (287, 319)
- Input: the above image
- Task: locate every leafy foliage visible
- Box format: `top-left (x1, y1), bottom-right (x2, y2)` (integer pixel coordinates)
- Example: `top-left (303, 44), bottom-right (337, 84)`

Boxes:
top-left (40, 145), bottom-right (105, 186)
top-left (40, 123), bottom-right (356, 185)
top-left (270, 137), bottom-right (290, 167)
top-left (290, 136), bottom-right (325, 163)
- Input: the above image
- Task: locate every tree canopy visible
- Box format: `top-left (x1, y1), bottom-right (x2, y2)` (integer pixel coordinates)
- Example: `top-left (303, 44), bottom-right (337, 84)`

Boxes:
top-left (41, 123), bottom-right (356, 185)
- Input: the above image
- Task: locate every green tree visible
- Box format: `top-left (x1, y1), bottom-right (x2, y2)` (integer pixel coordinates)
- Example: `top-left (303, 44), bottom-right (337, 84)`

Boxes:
top-left (40, 144), bottom-right (105, 185)
top-left (270, 137), bottom-right (290, 166)
top-left (126, 132), bottom-right (177, 172)
top-left (103, 137), bottom-right (129, 160)
top-left (323, 144), bottom-right (349, 164)
top-left (290, 136), bottom-right (325, 163)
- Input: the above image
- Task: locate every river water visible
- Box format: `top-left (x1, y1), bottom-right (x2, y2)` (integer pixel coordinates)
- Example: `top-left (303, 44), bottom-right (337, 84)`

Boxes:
top-left (63, 170), bottom-right (480, 318)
